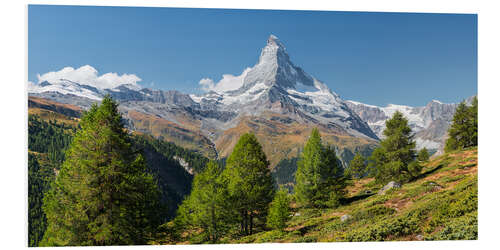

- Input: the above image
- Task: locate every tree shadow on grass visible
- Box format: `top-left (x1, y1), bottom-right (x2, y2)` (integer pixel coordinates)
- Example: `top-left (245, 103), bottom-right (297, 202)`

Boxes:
top-left (341, 192), bottom-right (375, 206)
top-left (418, 163), bottom-right (444, 180)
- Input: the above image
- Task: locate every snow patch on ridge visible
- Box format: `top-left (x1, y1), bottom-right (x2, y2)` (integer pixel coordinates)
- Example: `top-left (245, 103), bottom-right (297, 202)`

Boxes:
top-left (382, 104), bottom-right (425, 129)
top-left (220, 82), bottom-right (268, 105)
top-left (28, 79), bottom-right (103, 100)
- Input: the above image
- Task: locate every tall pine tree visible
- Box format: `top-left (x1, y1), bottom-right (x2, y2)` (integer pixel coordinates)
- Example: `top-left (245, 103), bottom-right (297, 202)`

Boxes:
top-left (174, 161), bottom-right (231, 243)
top-left (370, 111), bottom-right (420, 184)
top-left (445, 97), bottom-right (478, 152)
top-left (41, 96), bottom-right (161, 246)
top-left (222, 133), bottom-right (275, 235)
top-left (294, 128), bottom-right (346, 208)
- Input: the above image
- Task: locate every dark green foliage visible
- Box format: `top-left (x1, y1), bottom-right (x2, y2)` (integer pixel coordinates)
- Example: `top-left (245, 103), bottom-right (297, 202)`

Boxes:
top-left (28, 116), bottom-right (74, 246)
top-left (427, 213), bottom-right (477, 240)
top-left (28, 154), bottom-right (55, 247)
top-left (174, 161), bottom-right (232, 243)
top-left (418, 148), bottom-right (430, 162)
top-left (41, 96), bottom-right (162, 246)
top-left (266, 188), bottom-right (291, 231)
top-left (131, 134), bottom-right (208, 220)
top-left (28, 115), bottom-right (74, 164)
top-left (28, 111), bottom-right (202, 245)
top-left (445, 97), bottom-right (478, 152)
top-left (294, 128), bottom-right (346, 208)
top-left (346, 152), bottom-right (366, 179)
top-left (370, 112), bottom-right (421, 184)
top-left (133, 133), bottom-right (209, 174)
top-left (222, 133), bottom-right (275, 235)
top-left (351, 205), bottom-right (396, 222)
top-left (272, 157), bottom-right (299, 191)
top-left (344, 211), bottom-right (421, 241)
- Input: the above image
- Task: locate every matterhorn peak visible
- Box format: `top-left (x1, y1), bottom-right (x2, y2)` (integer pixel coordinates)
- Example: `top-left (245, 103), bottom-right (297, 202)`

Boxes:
top-left (258, 34), bottom-right (289, 66)
top-left (266, 34), bottom-right (285, 48)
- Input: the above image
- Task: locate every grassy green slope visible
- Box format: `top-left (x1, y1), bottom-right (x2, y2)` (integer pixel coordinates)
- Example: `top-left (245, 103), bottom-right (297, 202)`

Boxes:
top-left (187, 147), bottom-right (477, 243)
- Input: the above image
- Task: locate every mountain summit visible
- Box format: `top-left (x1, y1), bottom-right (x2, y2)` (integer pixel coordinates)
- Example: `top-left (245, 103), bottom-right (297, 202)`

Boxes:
top-left (28, 35), bottom-right (468, 168)
top-left (239, 34), bottom-right (312, 90)
top-left (189, 35), bottom-right (377, 140)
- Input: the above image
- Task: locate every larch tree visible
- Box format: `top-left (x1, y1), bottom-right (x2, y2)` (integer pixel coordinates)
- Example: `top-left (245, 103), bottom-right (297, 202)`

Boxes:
top-left (295, 128), bottom-right (346, 208)
top-left (347, 152), bottom-right (367, 179)
top-left (370, 111), bottom-right (420, 184)
top-left (445, 97), bottom-right (478, 152)
top-left (222, 133), bottom-right (275, 236)
top-left (266, 187), bottom-right (290, 231)
top-left (174, 161), bottom-right (231, 243)
top-left (41, 95), bottom-right (161, 246)
top-left (418, 148), bottom-right (430, 162)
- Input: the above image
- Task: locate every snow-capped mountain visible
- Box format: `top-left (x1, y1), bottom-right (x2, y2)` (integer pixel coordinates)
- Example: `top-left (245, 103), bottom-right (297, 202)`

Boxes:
top-left (28, 34), bottom-right (473, 167)
top-left (188, 35), bottom-right (378, 140)
top-left (345, 97), bottom-right (475, 151)
top-left (28, 35), bottom-right (381, 168)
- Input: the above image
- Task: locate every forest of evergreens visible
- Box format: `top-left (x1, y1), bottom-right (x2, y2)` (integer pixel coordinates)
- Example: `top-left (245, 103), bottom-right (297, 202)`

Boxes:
top-left (27, 96), bottom-right (478, 246)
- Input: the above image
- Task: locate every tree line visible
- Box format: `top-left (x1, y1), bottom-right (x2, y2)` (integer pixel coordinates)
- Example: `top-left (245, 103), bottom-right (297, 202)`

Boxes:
top-left (28, 96), bottom-right (208, 246)
top-left (345, 96), bottom-right (478, 184)
top-left (32, 95), bottom-right (478, 245)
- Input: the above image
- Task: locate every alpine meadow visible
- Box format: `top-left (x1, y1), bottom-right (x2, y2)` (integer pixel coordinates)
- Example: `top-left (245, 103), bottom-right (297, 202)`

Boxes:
top-left (27, 6), bottom-right (477, 246)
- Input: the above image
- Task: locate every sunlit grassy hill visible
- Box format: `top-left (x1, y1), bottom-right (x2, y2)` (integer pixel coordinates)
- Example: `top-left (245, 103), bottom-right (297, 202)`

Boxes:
top-left (173, 147), bottom-right (477, 244)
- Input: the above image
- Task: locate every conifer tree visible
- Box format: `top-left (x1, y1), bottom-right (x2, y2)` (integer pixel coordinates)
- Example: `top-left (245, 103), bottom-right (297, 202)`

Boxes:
top-left (266, 188), bottom-right (290, 231)
top-left (371, 111), bottom-right (420, 184)
top-left (445, 97), bottom-right (478, 152)
top-left (295, 128), bottom-right (346, 208)
top-left (222, 133), bottom-right (275, 235)
top-left (295, 128), bottom-right (322, 206)
top-left (41, 96), bottom-right (161, 246)
top-left (347, 152), bottom-right (366, 179)
top-left (418, 148), bottom-right (430, 162)
top-left (174, 161), bottom-right (231, 243)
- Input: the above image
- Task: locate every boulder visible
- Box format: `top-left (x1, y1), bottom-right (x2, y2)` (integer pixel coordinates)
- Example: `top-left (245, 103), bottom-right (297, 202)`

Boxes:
top-left (340, 214), bottom-right (352, 222)
top-left (378, 181), bottom-right (401, 195)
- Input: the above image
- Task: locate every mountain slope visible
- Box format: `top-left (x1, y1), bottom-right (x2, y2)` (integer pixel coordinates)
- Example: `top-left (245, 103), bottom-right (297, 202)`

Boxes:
top-left (345, 97), bottom-right (475, 153)
top-left (28, 35), bottom-right (380, 171)
top-left (200, 147), bottom-right (476, 243)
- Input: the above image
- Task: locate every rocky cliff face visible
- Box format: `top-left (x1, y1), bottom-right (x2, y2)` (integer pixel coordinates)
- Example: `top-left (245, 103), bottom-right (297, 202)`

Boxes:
top-left (28, 35), bottom-right (473, 167)
top-left (29, 35), bottom-right (380, 168)
top-left (346, 97), bottom-right (475, 153)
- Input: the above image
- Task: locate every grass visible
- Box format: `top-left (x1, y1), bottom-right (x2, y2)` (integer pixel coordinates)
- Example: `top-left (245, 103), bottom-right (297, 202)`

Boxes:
top-left (220, 147), bottom-right (478, 243)
top-left (159, 149), bottom-right (477, 244)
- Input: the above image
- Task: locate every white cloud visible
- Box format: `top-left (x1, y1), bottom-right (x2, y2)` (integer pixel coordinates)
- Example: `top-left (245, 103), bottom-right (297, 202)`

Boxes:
top-left (199, 67), bottom-right (251, 93)
top-left (36, 65), bottom-right (142, 90)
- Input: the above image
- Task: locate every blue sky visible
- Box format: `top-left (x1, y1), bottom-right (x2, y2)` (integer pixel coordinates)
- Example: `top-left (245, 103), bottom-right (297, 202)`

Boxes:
top-left (28, 5), bottom-right (477, 107)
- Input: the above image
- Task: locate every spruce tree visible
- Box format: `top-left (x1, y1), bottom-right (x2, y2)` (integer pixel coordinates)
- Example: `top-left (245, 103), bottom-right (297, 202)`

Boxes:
top-left (266, 188), bottom-right (290, 231)
top-left (222, 133), bottom-right (275, 235)
top-left (174, 161), bottom-right (231, 243)
top-left (371, 111), bottom-right (420, 184)
top-left (347, 152), bottom-right (366, 179)
top-left (418, 148), bottom-right (430, 162)
top-left (445, 97), bottom-right (478, 152)
top-left (295, 128), bottom-right (346, 208)
top-left (40, 96), bottom-right (161, 246)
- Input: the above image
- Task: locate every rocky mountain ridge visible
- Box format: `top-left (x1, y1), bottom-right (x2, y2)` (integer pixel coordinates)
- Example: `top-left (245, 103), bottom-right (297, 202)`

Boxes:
top-left (28, 35), bottom-right (473, 165)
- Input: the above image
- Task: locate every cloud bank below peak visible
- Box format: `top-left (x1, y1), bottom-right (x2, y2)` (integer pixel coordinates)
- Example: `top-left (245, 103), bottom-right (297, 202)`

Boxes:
top-left (199, 67), bottom-right (251, 93)
top-left (36, 65), bottom-right (143, 90)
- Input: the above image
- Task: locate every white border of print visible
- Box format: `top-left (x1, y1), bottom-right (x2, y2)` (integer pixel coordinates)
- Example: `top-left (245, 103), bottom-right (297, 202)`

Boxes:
top-left (1, 1), bottom-right (498, 250)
